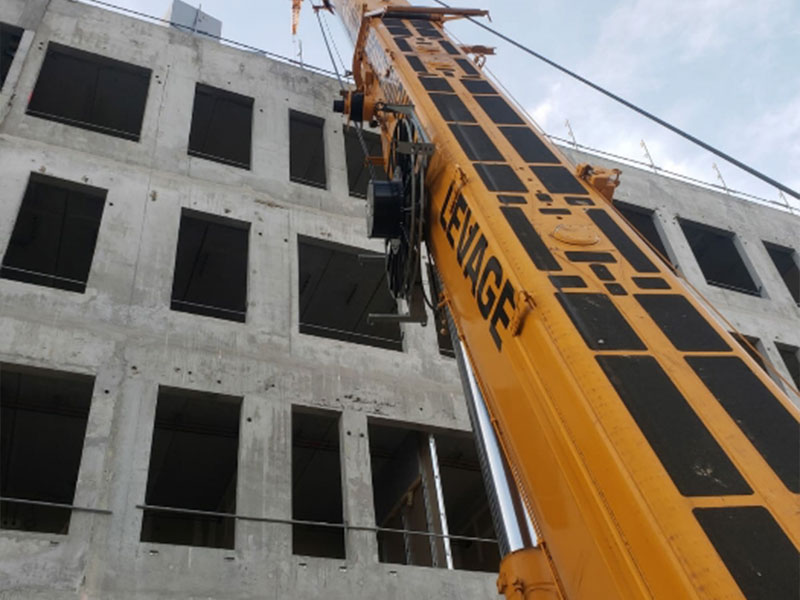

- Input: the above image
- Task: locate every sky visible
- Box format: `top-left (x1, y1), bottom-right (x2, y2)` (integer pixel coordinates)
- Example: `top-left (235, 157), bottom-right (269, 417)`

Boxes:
top-left (89, 0), bottom-right (800, 210)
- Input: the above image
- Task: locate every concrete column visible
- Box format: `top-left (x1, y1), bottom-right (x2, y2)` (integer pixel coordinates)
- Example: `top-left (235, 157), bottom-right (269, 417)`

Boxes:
top-left (339, 409), bottom-right (378, 565)
top-left (236, 392), bottom-right (292, 558)
top-left (110, 375), bottom-right (160, 558)
top-left (656, 210), bottom-right (706, 285)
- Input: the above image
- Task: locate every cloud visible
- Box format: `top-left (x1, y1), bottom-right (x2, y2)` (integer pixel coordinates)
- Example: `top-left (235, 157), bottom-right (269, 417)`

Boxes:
top-left (510, 0), bottom-right (799, 202)
top-left (743, 91), bottom-right (800, 192)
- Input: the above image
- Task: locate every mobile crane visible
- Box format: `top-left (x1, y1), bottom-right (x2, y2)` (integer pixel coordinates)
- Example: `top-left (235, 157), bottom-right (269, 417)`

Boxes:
top-left (298, 1), bottom-right (800, 597)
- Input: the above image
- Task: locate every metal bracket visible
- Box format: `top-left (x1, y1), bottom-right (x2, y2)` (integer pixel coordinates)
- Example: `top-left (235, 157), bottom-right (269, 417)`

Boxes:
top-left (575, 163), bottom-right (621, 202)
top-left (396, 140), bottom-right (436, 156)
top-left (379, 102), bottom-right (417, 116)
top-left (509, 290), bottom-right (535, 336)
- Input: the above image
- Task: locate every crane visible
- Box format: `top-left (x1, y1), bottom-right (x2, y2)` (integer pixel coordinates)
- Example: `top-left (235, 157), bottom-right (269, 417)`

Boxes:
top-left (298, 1), bottom-right (800, 597)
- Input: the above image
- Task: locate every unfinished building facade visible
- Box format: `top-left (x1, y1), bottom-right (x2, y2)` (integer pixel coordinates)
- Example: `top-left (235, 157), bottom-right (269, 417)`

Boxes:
top-left (0, 1), bottom-right (798, 599)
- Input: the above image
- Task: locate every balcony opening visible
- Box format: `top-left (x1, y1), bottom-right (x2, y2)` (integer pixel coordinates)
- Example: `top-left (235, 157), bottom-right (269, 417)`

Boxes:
top-left (292, 408), bottom-right (345, 558)
top-left (171, 209), bottom-right (249, 322)
top-left (188, 83), bottom-right (253, 169)
top-left (141, 387), bottom-right (241, 549)
top-left (0, 22), bottom-right (23, 89)
top-left (289, 109), bottom-right (326, 188)
top-left (343, 127), bottom-right (386, 198)
top-left (776, 343), bottom-right (800, 390)
top-left (679, 219), bottom-right (759, 295)
top-left (612, 200), bottom-right (671, 263)
top-left (27, 42), bottom-right (150, 141)
top-left (297, 236), bottom-right (402, 351)
top-left (764, 242), bottom-right (800, 304)
top-left (368, 421), bottom-right (499, 571)
top-left (1, 173), bottom-right (106, 293)
top-left (0, 364), bottom-right (93, 534)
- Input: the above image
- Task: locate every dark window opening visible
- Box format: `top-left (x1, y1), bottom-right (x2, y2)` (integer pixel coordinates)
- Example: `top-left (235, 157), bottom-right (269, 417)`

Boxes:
top-left (188, 83), bottom-right (253, 169)
top-left (343, 128), bottom-right (386, 198)
top-left (764, 242), bottom-right (800, 304)
top-left (298, 236), bottom-right (402, 351)
top-left (27, 42), bottom-right (150, 141)
top-left (368, 422), bottom-right (500, 571)
top-left (1, 364), bottom-right (93, 534)
top-left (1, 173), bottom-right (106, 293)
top-left (731, 333), bottom-right (769, 373)
top-left (141, 387), bottom-right (241, 549)
top-left (679, 219), bottom-right (759, 295)
top-left (171, 210), bottom-right (249, 322)
top-left (0, 23), bottom-right (24, 89)
top-left (612, 201), bottom-right (671, 264)
top-left (776, 343), bottom-right (800, 390)
top-left (290, 109), bottom-right (326, 188)
top-left (292, 408), bottom-right (344, 558)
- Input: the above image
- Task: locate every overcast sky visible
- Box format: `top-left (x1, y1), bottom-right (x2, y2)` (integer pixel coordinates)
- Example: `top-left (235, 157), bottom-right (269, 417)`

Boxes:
top-left (93, 0), bottom-right (800, 209)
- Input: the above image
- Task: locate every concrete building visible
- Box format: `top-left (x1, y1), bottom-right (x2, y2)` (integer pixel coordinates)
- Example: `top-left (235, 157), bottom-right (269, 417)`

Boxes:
top-left (0, 1), bottom-right (797, 599)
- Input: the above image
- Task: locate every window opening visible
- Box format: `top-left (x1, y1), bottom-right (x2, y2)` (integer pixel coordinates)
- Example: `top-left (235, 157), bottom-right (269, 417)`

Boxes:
top-left (679, 219), bottom-right (760, 295)
top-left (188, 83), bottom-right (253, 169)
top-left (731, 333), bottom-right (769, 373)
top-left (27, 42), bottom-right (150, 141)
top-left (141, 387), bottom-right (241, 549)
top-left (764, 242), bottom-right (800, 304)
top-left (776, 343), bottom-right (800, 390)
top-left (0, 364), bottom-right (93, 534)
top-left (171, 209), bottom-right (249, 322)
top-left (292, 408), bottom-right (344, 558)
top-left (1, 173), bottom-right (106, 293)
top-left (0, 22), bottom-right (23, 89)
top-left (343, 127), bottom-right (386, 198)
top-left (368, 422), bottom-right (499, 571)
top-left (297, 236), bottom-right (402, 351)
top-left (612, 200), bottom-right (670, 263)
top-left (289, 109), bottom-right (326, 188)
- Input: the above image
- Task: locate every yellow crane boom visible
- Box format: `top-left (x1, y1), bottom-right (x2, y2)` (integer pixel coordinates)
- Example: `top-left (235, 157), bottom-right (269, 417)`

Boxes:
top-left (321, 2), bottom-right (800, 597)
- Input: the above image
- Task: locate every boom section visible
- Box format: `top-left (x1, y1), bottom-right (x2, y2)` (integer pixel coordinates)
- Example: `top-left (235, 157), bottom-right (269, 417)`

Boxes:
top-left (332, 2), bottom-right (800, 598)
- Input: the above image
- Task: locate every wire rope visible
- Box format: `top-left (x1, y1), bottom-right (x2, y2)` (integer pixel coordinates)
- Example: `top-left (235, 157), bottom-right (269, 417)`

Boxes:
top-left (431, 0), bottom-right (800, 201)
top-left (314, 8), bottom-right (377, 182)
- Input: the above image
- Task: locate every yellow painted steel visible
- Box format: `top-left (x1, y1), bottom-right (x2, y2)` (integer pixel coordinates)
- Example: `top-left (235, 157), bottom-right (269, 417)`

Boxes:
top-left (329, 2), bottom-right (800, 598)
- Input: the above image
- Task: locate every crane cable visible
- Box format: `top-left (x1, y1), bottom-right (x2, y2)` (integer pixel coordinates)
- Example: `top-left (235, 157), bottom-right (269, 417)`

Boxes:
top-left (314, 9), bottom-right (377, 182)
top-left (431, 0), bottom-right (800, 202)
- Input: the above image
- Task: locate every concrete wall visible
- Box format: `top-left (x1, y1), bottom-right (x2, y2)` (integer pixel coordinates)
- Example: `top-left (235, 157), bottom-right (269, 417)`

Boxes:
top-left (0, 1), bottom-right (798, 598)
top-left (0, 1), bottom-right (487, 598)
